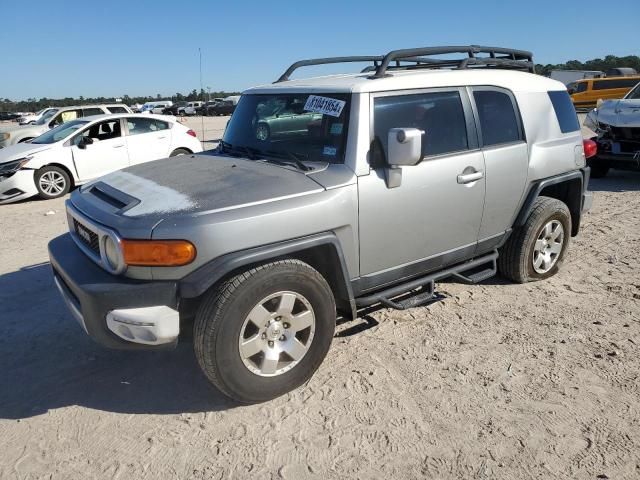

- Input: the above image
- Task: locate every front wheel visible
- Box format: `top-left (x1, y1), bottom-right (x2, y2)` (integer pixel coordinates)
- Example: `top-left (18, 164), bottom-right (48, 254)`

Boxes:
top-left (34, 166), bottom-right (71, 199)
top-left (194, 259), bottom-right (336, 403)
top-left (498, 196), bottom-right (571, 283)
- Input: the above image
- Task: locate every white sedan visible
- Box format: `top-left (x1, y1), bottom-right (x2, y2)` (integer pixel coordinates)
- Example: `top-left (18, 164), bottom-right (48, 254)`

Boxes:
top-left (0, 113), bottom-right (202, 204)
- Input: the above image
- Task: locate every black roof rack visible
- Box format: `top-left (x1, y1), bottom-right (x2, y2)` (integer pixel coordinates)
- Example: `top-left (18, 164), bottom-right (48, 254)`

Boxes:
top-left (275, 45), bottom-right (534, 83)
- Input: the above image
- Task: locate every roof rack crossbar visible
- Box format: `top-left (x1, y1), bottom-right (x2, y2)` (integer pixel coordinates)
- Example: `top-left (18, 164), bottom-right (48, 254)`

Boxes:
top-left (275, 45), bottom-right (534, 82)
top-left (275, 56), bottom-right (384, 83)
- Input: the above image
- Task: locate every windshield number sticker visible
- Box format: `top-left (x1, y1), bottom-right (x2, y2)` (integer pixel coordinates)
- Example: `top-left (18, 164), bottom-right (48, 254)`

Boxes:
top-left (323, 146), bottom-right (337, 156)
top-left (330, 123), bottom-right (343, 135)
top-left (304, 95), bottom-right (345, 117)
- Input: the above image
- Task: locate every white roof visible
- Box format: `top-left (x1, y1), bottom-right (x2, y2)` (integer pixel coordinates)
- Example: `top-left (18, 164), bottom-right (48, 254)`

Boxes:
top-left (246, 69), bottom-right (566, 95)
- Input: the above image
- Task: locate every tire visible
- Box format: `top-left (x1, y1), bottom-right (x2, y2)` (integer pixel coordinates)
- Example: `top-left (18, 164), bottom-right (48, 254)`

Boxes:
top-left (498, 196), bottom-right (571, 283)
top-left (34, 166), bottom-right (71, 199)
top-left (589, 164), bottom-right (609, 178)
top-left (194, 259), bottom-right (336, 403)
top-left (255, 123), bottom-right (270, 141)
top-left (170, 148), bottom-right (191, 157)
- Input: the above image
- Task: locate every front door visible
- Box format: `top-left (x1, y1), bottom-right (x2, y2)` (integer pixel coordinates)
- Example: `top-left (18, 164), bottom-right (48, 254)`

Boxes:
top-left (71, 119), bottom-right (128, 181)
top-left (358, 89), bottom-right (486, 280)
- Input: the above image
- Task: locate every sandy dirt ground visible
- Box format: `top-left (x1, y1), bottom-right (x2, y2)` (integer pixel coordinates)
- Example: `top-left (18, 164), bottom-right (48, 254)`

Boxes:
top-left (0, 116), bottom-right (639, 479)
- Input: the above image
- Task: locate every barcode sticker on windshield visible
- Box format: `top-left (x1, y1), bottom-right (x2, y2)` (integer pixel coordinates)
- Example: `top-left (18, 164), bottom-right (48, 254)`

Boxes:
top-left (304, 95), bottom-right (346, 117)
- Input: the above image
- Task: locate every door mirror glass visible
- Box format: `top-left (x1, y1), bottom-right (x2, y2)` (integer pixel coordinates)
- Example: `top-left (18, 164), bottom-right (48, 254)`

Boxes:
top-left (387, 128), bottom-right (424, 166)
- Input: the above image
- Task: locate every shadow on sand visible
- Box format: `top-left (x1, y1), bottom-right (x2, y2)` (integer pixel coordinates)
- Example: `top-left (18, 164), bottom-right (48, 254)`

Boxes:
top-left (0, 263), bottom-right (235, 419)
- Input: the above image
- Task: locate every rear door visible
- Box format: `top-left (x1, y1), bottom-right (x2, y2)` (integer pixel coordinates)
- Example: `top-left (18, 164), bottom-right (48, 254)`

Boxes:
top-left (123, 116), bottom-right (172, 164)
top-left (469, 87), bottom-right (528, 248)
top-left (71, 118), bottom-right (128, 181)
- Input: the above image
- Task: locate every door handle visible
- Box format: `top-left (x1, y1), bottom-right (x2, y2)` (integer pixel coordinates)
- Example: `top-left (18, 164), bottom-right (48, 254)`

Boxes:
top-left (457, 170), bottom-right (484, 184)
top-left (113, 144), bottom-right (125, 148)
top-left (157, 136), bottom-right (167, 139)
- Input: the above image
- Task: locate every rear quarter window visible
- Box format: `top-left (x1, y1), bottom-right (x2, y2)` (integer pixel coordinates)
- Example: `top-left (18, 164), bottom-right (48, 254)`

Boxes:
top-left (548, 91), bottom-right (580, 133)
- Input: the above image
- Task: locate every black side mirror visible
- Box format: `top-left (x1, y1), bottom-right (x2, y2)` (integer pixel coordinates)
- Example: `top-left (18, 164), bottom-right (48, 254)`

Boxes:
top-left (78, 136), bottom-right (93, 149)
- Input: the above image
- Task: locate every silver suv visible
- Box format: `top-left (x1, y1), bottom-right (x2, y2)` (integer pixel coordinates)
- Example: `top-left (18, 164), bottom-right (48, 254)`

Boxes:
top-left (49, 46), bottom-right (595, 403)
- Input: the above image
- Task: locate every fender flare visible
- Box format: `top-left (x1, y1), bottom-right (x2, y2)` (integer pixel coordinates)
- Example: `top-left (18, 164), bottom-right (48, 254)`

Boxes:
top-left (514, 170), bottom-right (586, 234)
top-left (178, 232), bottom-right (357, 318)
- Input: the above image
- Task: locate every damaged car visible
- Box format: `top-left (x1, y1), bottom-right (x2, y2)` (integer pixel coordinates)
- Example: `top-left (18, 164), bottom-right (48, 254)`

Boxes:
top-left (584, 81), bottom-right (640, 177)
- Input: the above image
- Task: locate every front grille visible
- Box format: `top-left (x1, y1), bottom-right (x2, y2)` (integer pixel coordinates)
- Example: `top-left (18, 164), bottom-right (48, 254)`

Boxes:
top-left (73, 218), bottom-right (100, 256)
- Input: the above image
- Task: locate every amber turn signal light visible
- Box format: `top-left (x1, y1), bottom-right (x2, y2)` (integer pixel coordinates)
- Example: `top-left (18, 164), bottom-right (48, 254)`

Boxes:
top-left (121, 240), bottom-right (196, 267)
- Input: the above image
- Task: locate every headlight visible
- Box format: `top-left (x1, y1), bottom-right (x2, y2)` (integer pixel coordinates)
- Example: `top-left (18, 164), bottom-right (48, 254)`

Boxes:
top-left (103, 235), bottom-right (123, 271)
top-left (0, 156), bottom-right (32, 175)
top-left (0, 133), bottom-right (10, 141)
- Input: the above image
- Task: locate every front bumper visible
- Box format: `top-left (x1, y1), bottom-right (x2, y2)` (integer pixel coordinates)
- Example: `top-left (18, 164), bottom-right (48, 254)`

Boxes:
top-left (49, 233), bottom-right (180, 350)
top-left (0, 169), bottom-right (38, 204)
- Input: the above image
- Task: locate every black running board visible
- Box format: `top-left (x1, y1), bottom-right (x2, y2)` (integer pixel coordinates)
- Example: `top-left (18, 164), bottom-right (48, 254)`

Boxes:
top-left (354, 250), bottom-right (498, 309)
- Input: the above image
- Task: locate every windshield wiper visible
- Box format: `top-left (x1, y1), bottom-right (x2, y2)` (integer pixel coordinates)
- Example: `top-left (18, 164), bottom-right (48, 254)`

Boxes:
top-left (219, 141), bottom-right (259, 160)
top-left (265, 150), bottom-right (311, 172)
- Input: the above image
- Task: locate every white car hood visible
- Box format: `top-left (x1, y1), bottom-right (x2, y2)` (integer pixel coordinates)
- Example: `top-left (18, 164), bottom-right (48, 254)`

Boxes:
top-left (0, 143), bottom-right (51, 163)
top-left (593, 99), bottom-right (640, 128)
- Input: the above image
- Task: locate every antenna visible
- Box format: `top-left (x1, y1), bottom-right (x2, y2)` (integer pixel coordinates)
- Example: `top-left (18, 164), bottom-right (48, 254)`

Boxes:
top-left (199, 47), bottom-right (205, 150)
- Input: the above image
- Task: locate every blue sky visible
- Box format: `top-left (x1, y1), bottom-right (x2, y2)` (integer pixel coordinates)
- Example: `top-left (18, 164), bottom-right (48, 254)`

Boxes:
top-left (2, 0), bottom-right (639, 100)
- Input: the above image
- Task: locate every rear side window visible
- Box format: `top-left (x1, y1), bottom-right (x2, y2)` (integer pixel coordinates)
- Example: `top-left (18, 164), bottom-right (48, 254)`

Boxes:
top-left (373, 91), bottom-right (469, 162)
top-left (593, 78), bottom-right (639, 90)
top-left (548, 91), bottom-right (580, 133)
top-left (126, 117), bottom-right (169, 135)
top-left (473, 90), bottom-right (522, 147)
top-left (83, 107), bottom-right (104, 117)
top-left (107, 106), bottom-right (128, 114)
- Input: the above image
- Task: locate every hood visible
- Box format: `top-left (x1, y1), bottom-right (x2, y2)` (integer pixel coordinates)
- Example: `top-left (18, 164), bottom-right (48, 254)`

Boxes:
top-left (594, 99), bottom-right (640, 128)
top-left (0, 142), bottom-right (51, 163)
top-left (71, 153), bottom-right (326, 224)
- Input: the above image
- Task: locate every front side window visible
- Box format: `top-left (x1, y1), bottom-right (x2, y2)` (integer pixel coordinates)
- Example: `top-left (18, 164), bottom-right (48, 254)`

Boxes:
top-left (373, 91), bottom-right (468, 164)
top-left (107, 106), bottom-right (128, 114)
top-left (76, 119), bottom-right (122, 144)
top-left (31, 120), bottom-right (89, 144)
top-left (49, 109), bottom-right (82, 127)
top-left (223, 93), bottom-right (351, 164)
top-left (126, 117), bottom-right (169, 135)
top-left (473, 90), bottom-right (522, 147)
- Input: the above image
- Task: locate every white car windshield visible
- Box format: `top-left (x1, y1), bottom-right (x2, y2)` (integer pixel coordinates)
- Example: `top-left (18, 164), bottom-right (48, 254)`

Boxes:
top-left (34, 109), bottom-right (59, 125)
top-left (31, 120), bottom-right (89, 144)
top-left (625, 83), bottom-right (640, 100)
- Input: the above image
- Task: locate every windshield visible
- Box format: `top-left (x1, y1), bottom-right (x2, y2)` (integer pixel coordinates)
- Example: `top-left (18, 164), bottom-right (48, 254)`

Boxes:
top-left (31, 119), bottom-right (89, 144)
top-left (34, 108), bottom-right (58, 125)
top-left (625, 82), bottom-right (640, 100)
top-left (222, 93), bottom-right (351, 164)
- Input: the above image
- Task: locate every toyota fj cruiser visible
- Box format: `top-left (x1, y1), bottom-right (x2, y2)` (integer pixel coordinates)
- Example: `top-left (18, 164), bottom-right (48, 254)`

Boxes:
top-left (49, 46), bottom-right (595, 403)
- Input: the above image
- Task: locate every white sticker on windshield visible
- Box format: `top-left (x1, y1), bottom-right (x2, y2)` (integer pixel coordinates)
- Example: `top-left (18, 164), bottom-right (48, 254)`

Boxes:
top-left (330, 123), bottom-right (343, 135)
top-left (323, 146), bottom-right (337, 156)
top-left (304, 95), bottom-right (346, 117)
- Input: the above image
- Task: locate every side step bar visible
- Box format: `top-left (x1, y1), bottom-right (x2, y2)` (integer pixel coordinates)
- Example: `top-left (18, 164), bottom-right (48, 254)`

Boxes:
top-left (355, 250), bottom-right (498, 310)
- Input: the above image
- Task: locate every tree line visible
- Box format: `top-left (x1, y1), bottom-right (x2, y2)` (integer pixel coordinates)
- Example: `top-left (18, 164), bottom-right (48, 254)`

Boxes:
top-left (535, 54), bottom-right (640, 77)
top-left (3, 54), bottom-right (640, 112)
top-left (0, 88), bottom-right (240, 113)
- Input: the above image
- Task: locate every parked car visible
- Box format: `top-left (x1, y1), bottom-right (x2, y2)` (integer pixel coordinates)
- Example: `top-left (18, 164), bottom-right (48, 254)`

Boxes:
top-left (0, 104), bottom-right (133, 148)
top-left (583, 81), bottom-right (640, 177)
top-left (567, 76), bottom-right (640, 110)
top-left (140, 101), bottom-right (172, 114)
top-left (184, 101), bottom-right (203, 115)
top-left (0, 113), bottom-right (202, 204)
top-left (205, 100), bottom-right (236, 116)
top-left (162, 101), bottom-right (189, 116)
top-left (18, 107), bottom-right (57, 125)
top-left (0, 112), bottom-right (21, 121)
top-left (48, 45), bottom-right (594, 403)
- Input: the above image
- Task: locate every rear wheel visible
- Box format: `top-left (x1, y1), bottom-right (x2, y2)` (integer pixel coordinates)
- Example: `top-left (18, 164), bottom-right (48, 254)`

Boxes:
top-left (498, 196), bottom-right (571, 283)
top-left (194, 259), bottom-right (336, 403)
top-left (35, 166), bottom-right (71, 199)
top-left (170, 148), bottom-right (191, 157)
